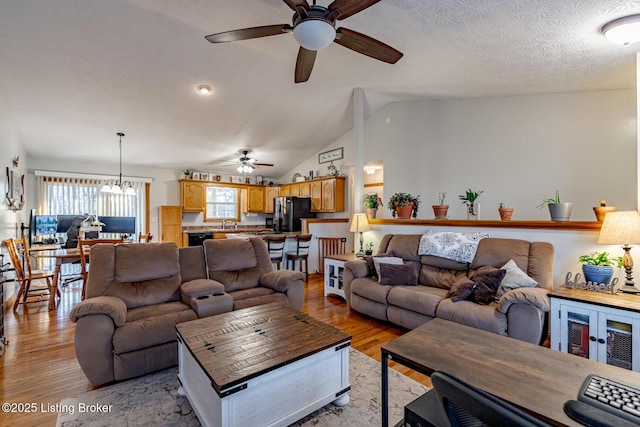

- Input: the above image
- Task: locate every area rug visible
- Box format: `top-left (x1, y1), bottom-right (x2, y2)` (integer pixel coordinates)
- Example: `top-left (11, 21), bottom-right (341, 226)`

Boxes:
top-left (57, 348), bottom-right (428, 426)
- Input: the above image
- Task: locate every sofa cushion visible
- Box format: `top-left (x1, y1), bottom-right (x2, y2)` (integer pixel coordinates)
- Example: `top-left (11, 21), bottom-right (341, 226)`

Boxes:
top-left (351, 277), bottom-right (393, 304)
top-left (387, 286), bottom-right (447, 317)
top-left (436, 299), bottom-right (507, 336)
top-left (114, 242), bottom-right (180, 283)
top-left (113, 301), bottom-right (196, 354)
top-left (206, 238), bottom-right (257, 271)
top-left (469, 267), bottom-right (507, 304)
top-left (373, 256), bottom-right (404, 281)
top-left (211, 267), bottom-right (263, 292)
top-left (384, 234), bottom-right (422, 261)
top-left (495, 259), bottom-right (538, 299)
top-left (179, 246), bottom-right (208, 283)
top-left (420, 266), bottom-right (468, 290)
top-left (379, 263), bottom-right (419, 286)
top-left (232, 293), bottom-right (288, 310)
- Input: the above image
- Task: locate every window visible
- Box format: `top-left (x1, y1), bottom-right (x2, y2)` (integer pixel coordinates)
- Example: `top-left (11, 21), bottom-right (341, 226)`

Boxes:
top-left (205, 186), bottom-right (240, 221)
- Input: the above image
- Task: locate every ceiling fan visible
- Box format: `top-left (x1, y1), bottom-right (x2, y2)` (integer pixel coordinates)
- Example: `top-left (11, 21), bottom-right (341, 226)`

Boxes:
top-left (236, 149), bottom-right (273, 174)
top-left (205, 0), bottom-right (403, 83)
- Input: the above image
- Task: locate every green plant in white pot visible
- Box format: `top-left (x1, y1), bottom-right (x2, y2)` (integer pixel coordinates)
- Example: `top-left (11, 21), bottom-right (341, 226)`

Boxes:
top-left (537, 190), bottom-right (573, 221)
top-left (578, 251), bottom-right (623, 285)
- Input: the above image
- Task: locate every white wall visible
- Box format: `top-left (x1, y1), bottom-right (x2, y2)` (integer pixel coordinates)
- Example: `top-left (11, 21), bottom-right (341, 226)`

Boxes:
top-left (0, 93), bottom-right (27, 242)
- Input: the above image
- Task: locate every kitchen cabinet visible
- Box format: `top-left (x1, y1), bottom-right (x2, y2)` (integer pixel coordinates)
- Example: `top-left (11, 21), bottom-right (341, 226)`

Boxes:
top-left (299, 181), bottom-right (311, 197)
top-left (264, 187), bottom-right (279, 213)
top-left (311, 177), bottom-right (345, 213)
top-left (181, 181), bottom-right (204, 212)
top-left (550, 287), bottom-right (640, 371)
top-left (159, 205), bottom-right (183, 247)
top-left (242, 186), bottom-right (265, 212)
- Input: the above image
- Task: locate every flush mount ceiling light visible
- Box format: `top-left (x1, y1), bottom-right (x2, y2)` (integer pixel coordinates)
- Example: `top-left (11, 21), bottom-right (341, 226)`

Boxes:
top-left (365, 166), bottom-right (376, 175)
top-left (196, 84), bottom-right (213, 95)
top-left (602, 14), bottom-right (640, 45)
top-left (101, 132), bottom-right (136, 196)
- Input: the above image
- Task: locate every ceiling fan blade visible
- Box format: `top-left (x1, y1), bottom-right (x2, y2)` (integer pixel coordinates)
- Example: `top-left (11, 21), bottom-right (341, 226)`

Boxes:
top-left (295, 47), bottom-right (317, 83)
top-left (205, 24), bottom-right (292, 43)
top-left (254, 163), bottom-right (274, 167)
top-left (328, 0), bottom-right (381, 20)
top-left (282, 0), bottom-right (310, 12)
top-left (335, 27), bottom-right (403, 64)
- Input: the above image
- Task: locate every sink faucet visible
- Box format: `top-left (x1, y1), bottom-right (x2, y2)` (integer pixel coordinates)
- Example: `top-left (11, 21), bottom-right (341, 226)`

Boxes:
top-left (222, 220), bottom-right (235, 230)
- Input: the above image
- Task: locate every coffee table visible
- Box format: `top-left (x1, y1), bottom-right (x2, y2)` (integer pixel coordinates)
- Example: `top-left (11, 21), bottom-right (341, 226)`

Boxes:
top-left (381, 318), bottom-right (640, 427)
top-left (176, 303), bottom-right (351, 427)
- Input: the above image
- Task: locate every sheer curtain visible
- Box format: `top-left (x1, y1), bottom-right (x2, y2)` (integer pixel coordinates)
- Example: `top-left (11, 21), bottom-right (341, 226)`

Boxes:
top-left (37, 175), bottom-right (146, 236)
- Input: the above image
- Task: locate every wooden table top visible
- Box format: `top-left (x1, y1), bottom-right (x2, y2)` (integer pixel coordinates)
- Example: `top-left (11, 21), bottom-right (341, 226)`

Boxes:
top-left (550, 285), bottom-right (640, 314)
top-left (382, 318), bottom-right (640, 426)
top-left (325, 253), bottom-right (358, 262)
top-left (176, 303), bottom-right (351, 395)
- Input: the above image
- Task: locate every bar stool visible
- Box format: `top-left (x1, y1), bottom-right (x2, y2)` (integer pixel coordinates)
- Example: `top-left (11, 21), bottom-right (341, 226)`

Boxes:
top-left (264, 234), bottom-right (287, 270)
top-left (285, 234), bottom-right (313, 280)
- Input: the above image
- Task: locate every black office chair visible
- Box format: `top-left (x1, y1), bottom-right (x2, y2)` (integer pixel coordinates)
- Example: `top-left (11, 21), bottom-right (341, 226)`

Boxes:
top-left (406, 371), bottom-right (552, 427)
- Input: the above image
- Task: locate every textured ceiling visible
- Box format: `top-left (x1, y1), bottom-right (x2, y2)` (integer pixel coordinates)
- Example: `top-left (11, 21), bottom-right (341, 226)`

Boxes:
top-left (0, 0), bottom-right (639, 177)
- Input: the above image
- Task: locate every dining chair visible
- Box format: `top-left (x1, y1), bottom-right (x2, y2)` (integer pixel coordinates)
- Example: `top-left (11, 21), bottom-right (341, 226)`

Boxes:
top-left (285, 234), bottom-right (313, 280)
top-left (78, 237), bottom-right (124, 300)
top-left (317, 237), bottom-right (347, 274)
top-left (138, 232), bottom-right (153, 243)
top-left (3, 236), bottom-right (56, 310)
top-left (264, 234), bottom-right (287, 270)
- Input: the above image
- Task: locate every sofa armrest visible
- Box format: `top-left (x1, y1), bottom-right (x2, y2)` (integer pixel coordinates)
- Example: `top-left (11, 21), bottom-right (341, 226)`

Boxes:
top-left (69, 296), bottom-right (127, 327)
top-left (344, 259), bottom-right (369, 278)
top-left (497, 287), bottom-right (550, 314)
top-left (180, 278), bottom-right (225, 304)
top-left (260, 270), bottom-right (305, 293)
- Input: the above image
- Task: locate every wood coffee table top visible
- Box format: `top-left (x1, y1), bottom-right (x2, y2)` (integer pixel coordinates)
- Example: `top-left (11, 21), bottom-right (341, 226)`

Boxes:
top-left (176, 303), bottom-right (351, 394)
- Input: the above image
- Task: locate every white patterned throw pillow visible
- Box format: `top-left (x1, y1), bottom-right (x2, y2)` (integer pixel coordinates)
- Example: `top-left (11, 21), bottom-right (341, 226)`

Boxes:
top-left (418, 231), bottom-right (489, 264)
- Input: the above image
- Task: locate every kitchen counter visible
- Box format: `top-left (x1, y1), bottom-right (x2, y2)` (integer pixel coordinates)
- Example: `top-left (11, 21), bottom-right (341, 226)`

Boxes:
top-left (226, 232), bottom-right (300, 239)
top-left (183, 227), bottom-right (274, 234)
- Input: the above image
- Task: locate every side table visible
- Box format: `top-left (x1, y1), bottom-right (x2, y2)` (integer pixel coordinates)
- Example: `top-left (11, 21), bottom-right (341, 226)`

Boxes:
top-left (323, 253), bottom-right (358, 299)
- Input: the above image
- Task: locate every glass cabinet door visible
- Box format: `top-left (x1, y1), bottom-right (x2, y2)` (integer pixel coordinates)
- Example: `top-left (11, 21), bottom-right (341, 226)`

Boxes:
top-left (597, 313), bottom-right (638, 371)
top-left (560, 305), bottom-right (597, 360)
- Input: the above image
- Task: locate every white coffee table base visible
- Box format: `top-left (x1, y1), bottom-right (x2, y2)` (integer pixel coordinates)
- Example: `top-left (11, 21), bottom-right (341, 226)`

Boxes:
top-left (178, 340), bottom-right (350, 427)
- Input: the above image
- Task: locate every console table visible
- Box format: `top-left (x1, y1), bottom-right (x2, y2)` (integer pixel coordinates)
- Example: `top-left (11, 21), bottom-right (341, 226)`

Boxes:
top-left (381, 318), bottom-right (640, 427)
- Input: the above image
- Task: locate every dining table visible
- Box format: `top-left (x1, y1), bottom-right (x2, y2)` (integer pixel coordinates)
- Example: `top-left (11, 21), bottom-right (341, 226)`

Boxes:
top-left (31, 247), bottom-right (83, 310)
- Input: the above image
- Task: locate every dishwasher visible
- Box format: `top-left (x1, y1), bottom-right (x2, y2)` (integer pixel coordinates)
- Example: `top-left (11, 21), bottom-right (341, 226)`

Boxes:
top-left (187, 232), bottom-right (214, 246)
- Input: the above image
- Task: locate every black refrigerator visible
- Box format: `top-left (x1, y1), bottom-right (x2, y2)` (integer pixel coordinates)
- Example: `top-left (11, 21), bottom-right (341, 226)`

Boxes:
top-left (273, 196), bottom-right (316, 233)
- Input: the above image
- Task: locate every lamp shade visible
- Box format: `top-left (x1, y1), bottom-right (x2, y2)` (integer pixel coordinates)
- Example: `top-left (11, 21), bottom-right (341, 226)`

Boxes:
top-left (597, 211), bottom-right (640, 245)
top-left (293, 19), bottom-right (336, 50)
top-left (602, 14), bottom-right (640, 45)
top-left (350, 213), bottom-right (371, 233)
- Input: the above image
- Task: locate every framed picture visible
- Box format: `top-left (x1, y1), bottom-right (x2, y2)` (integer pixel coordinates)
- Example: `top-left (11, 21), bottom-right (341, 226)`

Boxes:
top-left (256, 175), bottom-right (264, 185)
top-left (10, 170), bottom-right (22, 200)
top-left (230, 176), bottom-right (243, 183)
top-left (191, 172), bottom-right (201, 180)
top-left (319, 147), bottom-right (343, 164)
top-left (200, 172), bottom-right (210, 181)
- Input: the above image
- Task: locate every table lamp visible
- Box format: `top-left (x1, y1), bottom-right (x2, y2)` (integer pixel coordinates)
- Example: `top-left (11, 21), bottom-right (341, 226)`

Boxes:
top-left (597, 210), bottom-right (640, 294)
top-left (350, 213), bottom-right (371, 257)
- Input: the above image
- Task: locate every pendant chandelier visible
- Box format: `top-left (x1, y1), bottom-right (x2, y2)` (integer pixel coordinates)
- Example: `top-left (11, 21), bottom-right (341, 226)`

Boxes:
top-left (100, 132), bottom-right (136, 196)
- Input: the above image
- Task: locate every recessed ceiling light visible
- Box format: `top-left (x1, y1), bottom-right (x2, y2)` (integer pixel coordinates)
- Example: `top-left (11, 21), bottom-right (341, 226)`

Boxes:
top-left (196, 84), bottom-right (213, 95)
top-left (602, 14), bottom-right (640, 45)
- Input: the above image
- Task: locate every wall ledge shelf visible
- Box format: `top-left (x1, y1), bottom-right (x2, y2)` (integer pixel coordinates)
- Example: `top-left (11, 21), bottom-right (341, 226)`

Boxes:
top-left (367, 218), bottom-right (601, 231)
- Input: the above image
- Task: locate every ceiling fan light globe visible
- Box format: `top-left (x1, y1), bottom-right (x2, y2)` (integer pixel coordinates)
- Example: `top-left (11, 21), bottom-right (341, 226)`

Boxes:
top-left (293, 20), bottom-right (336, 50)
top-left (602, 14), bottom-right (640, 45)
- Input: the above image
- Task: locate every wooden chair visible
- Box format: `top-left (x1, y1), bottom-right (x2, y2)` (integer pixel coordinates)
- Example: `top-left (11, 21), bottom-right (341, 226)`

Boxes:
top-left (318, 237), bottom-right (347, 274)
top-left (264, 235), bottom-right (287, 270)
top-left (138, 232), bottom-right (153, 243)
top-left (285, 234), bottom-right (313, 280)
top-left (79, 237), bottom-right (124, 300)
top-left (3, 236), bottom-right (56, 310)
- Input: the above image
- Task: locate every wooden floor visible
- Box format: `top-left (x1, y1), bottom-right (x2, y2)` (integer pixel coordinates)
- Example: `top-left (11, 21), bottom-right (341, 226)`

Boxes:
top-left (0, 273), bottom-right (430, 426)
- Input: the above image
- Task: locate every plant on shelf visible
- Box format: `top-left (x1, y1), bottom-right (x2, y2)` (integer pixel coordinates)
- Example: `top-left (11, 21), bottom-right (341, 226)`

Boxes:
top-left (327, 161), bottom-right (339, 177)
top-left (182, 169), bottom-right (193, 179)
top-left (365, 242), bottom-right (374, 256)
top-left (458, 189), bottom-right (483, 220)
top-left (363, 193), bottom-right (383, 220)
top-left (593, 199), bottom-right (616, 222)
top-left (432, 192), bottom-right (449, 220)
top-left (388, 193), bottom-right (420, 219)
top-left (578, 251), bottom-right (623, 285)
top-left (537, 190), bottom-right (573, 221)
top-left (498, 202), bottom-right (514, 221)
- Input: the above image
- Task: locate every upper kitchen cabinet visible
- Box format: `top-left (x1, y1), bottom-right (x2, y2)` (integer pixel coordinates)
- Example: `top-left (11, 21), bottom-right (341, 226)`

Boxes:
top-left (242, 186), bottom-right (265, 213)
top-left (283, 177), bottom-right (345, 213)
top-left (263, 186), bottom-right (280, 213)
top-left (181, 180), bottom-right (204, 212)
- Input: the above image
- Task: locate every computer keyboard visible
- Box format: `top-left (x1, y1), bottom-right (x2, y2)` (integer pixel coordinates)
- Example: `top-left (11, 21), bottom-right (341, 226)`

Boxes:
top-left (566, 374), bottom-right (640, 426)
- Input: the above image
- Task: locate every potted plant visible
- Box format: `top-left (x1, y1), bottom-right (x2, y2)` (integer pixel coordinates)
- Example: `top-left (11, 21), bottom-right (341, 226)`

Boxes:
top-left (593, 200), bottom-right (616, 222)
top-left (363, 193), bottom-right (383, 220)
top-left (365, 242), bottom-right (374, 256)
top-left (459, 189), bottom-right (483, 220)
top-left (182, 169), bottom-right (193, 179)
top-left (537, 190), bottom-right (573, 221)
top-left (498, 202), bottom-right (514, 221)
top-left (578, 251), bottom-right (623, 285)
top-left (388, 193), bottom-right (420, 219)
top-left (432, 192), bottom-right (449, 220)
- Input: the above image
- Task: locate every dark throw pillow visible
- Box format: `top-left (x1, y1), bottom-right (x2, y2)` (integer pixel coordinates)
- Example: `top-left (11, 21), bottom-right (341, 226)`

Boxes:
top-left (447, 276), bottom-right (476, 302)
top-left (378, 263), bottom-right (419, 286)
top-left (469, 267), bottom-right (507, 304)
top-left (364, 252), bottom-right (393, 277)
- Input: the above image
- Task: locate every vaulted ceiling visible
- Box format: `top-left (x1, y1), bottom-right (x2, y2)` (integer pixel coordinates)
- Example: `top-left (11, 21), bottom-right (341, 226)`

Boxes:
top-left (0, 0), bottom-right (638, 177)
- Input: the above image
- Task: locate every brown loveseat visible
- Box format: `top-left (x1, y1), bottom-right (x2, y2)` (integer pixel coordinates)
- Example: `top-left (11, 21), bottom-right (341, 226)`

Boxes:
top-left (69, 238), bottom-right (305, 385)
top-left (343, 234), bottom-right (554, 344)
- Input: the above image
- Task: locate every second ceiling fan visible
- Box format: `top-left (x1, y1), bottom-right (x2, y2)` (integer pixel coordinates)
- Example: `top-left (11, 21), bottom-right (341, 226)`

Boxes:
top-left (205, 0), bottom-right (403, 83)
